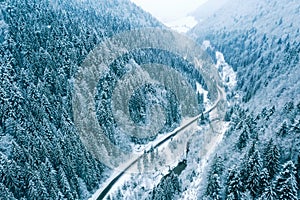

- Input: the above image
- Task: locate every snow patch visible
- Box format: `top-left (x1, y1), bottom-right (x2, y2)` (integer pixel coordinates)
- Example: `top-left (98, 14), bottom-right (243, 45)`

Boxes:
top-left (202, 40), bottom-right (213, 50)
top-left (0, 134), bottom-right (13, 158)
top-left (165, 16), bottom-right (198, 33)
top-left (196, 82), bottom-right (209, 107)
top-left (180, 122), bottom-right (229, 200)
top-left (215, 51), bottom-right (237, 90)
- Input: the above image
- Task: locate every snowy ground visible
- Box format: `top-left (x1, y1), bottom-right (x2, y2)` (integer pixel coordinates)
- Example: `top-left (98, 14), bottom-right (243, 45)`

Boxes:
top-left (178, 44), bottom-right (236, 199)
top-left (179, 121), bottom-right (229, 200)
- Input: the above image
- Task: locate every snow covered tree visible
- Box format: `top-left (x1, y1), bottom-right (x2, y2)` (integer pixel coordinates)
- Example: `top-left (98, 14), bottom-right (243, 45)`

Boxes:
top-left (264, 140), bottom-right (280, 179)
top-left (0, 182), bottom-right (16, 200)
top-left (225, 167), bottom-right (243, 200)
top-left (296, 155), bottom-right (300, 192)
top-left (259, 184), bottom-right (277, 200)
top-left (205, 155), bottom-right (224, 198)
top-left (57, 167), bottom-right (74, 199)
top-left (152, 172), bottom-right (180, 200)
top-left (245, 150), bottom-right (262, 198)
top-left (291, 120), bottom-right (300, 134)
top-left (150, 146), bottom-right (155, 163)
top-left (277, 121), bottom-right (289, 137)
top-left (143, 150), bottom-right (149, 172)
top-left (275, 160), bottom-right (298, 200)
top-left (137, 158), bottom-right (142, 174)
top-left (27, 173), bottom-right (49, 200)
top-left (210, 174), bottom-right (222, 200)
top-left (259, 168), bottom-right (270, 195)
top-left (236, 127), bottom-right (249, 150)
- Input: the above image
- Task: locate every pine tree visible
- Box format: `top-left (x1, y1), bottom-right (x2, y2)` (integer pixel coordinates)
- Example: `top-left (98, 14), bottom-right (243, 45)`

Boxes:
top-left (296, 155), bottom-right (300, 191)
top-left (40, 158), bottom-right (59, 199)
top-left (0, 182), bottom-right (16, 200)
top-left (143, 150), bottom-right (149, 172)
top-left (137, 158), bottom-right (142, 174)
top-left (246, 150), bottom-right (262, 198)
top-left (259, 168), bottom-right (270, 195)
top-left (27, 180), bottom-right (39, 200)
top-left (291, 120), bottom-right (300, 134)
top-left (150, 146), bottom-right (155, 163)
top-left (236, 127), bottom-right (249, 150)
top-left (264, 139), bottom-right (280, 179)
top-left (27, 173), bottom-right (49, 200)
top-left (275, 160), bottom-right (298, 200)
top-left (210, 174), bottom-right (222, 200)
top-left (259, 184), bottom-right (277, 200)
top-left (57, 167), bottom-right (74, 199)
top-left (1, 159), bottom-right (22, 198)
top-left (277, 121), bottom-right (289, 136)
top-left (226, 167), bottom-right (243, 200)
top-left (206, 155), bottom-right (224, 198)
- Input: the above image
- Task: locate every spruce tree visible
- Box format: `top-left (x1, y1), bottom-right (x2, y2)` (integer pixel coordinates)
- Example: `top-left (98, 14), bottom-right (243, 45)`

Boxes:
top-left (296, 155), bottom-right (300, 192)
top-left (259, 168), bottom-right (270, 195)
top-left (226, 167), bottom-right (243, 200)
top-left (275, 160), bottom-right (298, 200)
top-left (210, 174), bottom-right (222, 200)
top-left (277, 121), bottom-right (289, 136)
top-left (259, 184), bottom-right (277, 200)
top-left (264, 140), bottom-right (280, 179)
top-left (0, 182), bottom-right (16, 200)
top-left (206, 155), bottom-right (224, 198)
top-left (236, 127), bottom-right (249, 150)
top-left (246, 150), bottom-right (262, 198)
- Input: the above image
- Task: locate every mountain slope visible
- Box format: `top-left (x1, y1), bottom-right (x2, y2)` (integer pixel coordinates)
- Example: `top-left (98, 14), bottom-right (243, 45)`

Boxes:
top-left (0, 0), bottom-right (161, 199)
top-left (190, 0), bottom-right (300, 199)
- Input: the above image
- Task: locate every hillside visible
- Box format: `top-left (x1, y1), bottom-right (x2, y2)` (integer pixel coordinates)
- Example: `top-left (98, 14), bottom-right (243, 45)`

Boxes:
top-left (190, 0), bottom-right (300, 199)
top-left (1, 0), bottom-right (299, 199)
top-left (0, 0), bottom-right (161, 199)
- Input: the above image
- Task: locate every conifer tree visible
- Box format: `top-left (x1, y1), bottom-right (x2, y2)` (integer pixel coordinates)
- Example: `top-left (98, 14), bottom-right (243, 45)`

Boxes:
top-left (264, 141), bottom-right (280, 179)
top-left (259, 168), bottom-right (270, 195)
top-left (259, 184), bottom-right (277, 200)
top-left (275, 160), bottom-right (298, 200)
top-left (277, 121), bottom-right (289, 136)
top-left (206, 155), bottom-right (224, 198)
top-left (210, 174), bottom-right (222, 200)
top-left (226, 167), bottom-right (243, 200)
top-left (246, 150), bottom-right (262, 198)
top-left (236, 127), bottom-right (249, 150)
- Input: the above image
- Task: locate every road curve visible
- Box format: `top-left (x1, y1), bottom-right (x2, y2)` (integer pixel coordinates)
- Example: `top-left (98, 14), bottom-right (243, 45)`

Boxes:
top-left (93, 85), bottom-right (224, 200)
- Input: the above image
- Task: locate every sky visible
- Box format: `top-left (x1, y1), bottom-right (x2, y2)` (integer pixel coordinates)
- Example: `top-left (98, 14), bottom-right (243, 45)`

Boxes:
top-left (130, 0), bottom-right (208, 23)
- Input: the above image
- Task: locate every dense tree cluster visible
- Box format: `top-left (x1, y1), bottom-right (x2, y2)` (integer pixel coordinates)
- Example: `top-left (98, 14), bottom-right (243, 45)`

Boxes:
top-left (150, 172), bottom-right (181, 200)
top-left (0, 0), bottom-right (161, 198)
top-left (201, 102), bottom-right (300, 199)
top-left (95, 48), bottom-right (207, 145)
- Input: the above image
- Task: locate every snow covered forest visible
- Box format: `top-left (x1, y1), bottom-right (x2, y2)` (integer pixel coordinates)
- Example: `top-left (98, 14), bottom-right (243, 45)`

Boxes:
top-left (0, 0), bottom-right (161, 198)
top-left (0, 0), bottom-right (299, 199)
top-left (190, 0), bottom-right (300, 199)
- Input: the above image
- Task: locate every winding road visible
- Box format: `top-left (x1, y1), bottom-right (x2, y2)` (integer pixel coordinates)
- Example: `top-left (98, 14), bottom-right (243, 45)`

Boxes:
top-left (91, 84), bottom-right (225, 200)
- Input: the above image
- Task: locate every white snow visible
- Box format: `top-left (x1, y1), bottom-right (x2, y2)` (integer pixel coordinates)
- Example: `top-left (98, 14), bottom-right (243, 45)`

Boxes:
top-left (180, 121), bottom-right (229, 200)
top-left (201, 40), bottom-right (213, 50)
top-left (215, 51), bottom-right (237, 90)
top-left (90, 116), bottom-right (199, 200)
top-left (196, 82), bottom-right (209, 107)
top-left (165, 16), bottom-right (198, 33)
